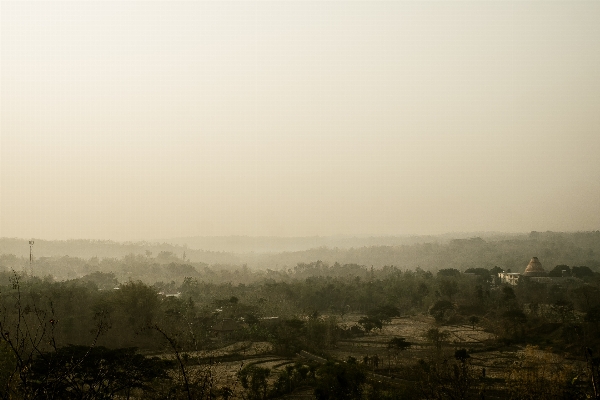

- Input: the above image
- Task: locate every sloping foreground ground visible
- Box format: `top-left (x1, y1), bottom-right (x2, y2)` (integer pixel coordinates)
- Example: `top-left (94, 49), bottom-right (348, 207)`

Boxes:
top-left (152, 315), bottom-right (585, 399)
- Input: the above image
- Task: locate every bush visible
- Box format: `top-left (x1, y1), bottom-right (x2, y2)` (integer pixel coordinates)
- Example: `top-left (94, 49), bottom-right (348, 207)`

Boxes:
top-left (314, 359), bottom-right (366, 400)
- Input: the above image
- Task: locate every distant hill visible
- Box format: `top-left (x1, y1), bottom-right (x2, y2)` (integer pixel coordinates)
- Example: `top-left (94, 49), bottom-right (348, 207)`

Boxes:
top-left (0, 238), bottom-right (241, 266)
top-left (244, 231), bottom-right (600, 272)
top-left (0, 232), bottom-right (511, 263)
top-left (159, 232), bottom-right (512, 253)
top-left (1, 231), bottom-right (599, 275)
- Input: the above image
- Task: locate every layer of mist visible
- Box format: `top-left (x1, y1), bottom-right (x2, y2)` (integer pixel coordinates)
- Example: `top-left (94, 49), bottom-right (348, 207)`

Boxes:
top-left (1, 231), bottom-right (598, 283)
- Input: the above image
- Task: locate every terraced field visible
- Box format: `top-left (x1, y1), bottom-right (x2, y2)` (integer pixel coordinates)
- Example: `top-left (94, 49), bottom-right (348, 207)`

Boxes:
top-left (157, 314), bottom-right (585, 399)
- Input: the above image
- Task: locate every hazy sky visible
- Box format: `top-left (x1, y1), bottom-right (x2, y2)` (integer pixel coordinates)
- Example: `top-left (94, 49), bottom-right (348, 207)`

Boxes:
top-left (2, 2), bottom-right (600, 241)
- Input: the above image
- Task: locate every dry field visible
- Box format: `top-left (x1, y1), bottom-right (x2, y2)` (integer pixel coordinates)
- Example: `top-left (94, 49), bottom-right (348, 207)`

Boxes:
top-left (332, 314), bottom-right (497, 369)
top-left (179, 315), bottom-right (502, 397)
top-left (158, 315), bottom-right (585, 398)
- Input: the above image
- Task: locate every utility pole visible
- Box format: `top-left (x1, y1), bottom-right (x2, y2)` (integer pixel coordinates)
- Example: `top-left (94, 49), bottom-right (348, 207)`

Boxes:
top-left (29, 239), bottom-right (34, 276)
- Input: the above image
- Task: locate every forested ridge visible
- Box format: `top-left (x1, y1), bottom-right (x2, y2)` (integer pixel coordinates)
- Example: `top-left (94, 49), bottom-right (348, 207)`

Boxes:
top-left (1, 231), bottom-right (599, 281)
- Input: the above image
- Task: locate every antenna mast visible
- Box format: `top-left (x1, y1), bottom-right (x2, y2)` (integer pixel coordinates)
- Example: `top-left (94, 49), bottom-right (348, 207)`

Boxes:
top-left (29, 239), bottom-right (34, 276)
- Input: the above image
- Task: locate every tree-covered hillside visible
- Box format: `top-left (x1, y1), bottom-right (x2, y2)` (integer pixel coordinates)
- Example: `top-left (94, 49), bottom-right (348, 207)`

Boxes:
top-left (1, 231), bottom-right (599, 276)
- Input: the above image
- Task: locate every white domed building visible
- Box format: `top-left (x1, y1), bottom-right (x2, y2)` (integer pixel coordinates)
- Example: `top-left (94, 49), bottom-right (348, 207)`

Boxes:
top-left (523, 257), bottom-right (547, 277)
top-left (498, 256), bottom-right (548, 285)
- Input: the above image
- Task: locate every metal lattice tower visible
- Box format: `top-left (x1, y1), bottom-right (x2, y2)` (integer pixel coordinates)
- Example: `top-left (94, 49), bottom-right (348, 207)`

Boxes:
top-left (29, 239), bottom-right (34, 276)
